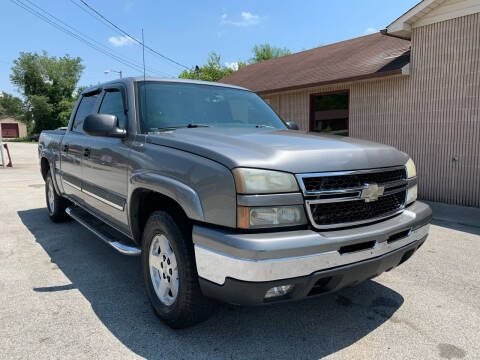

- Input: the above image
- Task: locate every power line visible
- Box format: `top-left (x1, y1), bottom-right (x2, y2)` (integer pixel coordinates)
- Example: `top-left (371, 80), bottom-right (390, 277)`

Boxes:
top-left (75, 0), bottom-right (190, 70)
top-left (10, 0), bottom-right (173, 77)
top-left (18, 0), bottom-right (171, 77)
top-left (11, 0), bottom-right (148, 75)
top-left (68, 0), bottom-right (124, 37)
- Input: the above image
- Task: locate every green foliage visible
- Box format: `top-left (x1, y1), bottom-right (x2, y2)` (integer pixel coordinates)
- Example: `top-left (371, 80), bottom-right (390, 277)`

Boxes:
top-left (179, 44), bottom-right (291, 82)
top-left (28, 95), bottom-right (54, 131)
top-left (250, 44), bottom-right (291, 64)
top-left (10, 51), bottom-right (84, 133)
top-left (0, 92), bottom-right (26, 118)
top-left (179, 52), bottom-right (234, 82)
top-left (56, 98), bottom-right (77, 127)
top-left (237, 60), bottom-right (248, 69)
top-left (2, 136), bottom-right (30, 143)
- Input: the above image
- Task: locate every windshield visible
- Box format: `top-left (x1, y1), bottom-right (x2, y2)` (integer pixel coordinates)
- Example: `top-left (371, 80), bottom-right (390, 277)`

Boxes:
top-left (137, 81), bottom-right (287, 132)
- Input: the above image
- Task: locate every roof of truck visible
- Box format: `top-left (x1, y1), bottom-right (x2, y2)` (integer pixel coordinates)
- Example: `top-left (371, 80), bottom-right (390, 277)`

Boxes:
top-left (81, 77), bottom-right (249, 95)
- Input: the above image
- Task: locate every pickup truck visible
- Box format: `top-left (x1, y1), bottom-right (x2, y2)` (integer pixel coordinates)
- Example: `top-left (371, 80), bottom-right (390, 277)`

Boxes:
top-left (39, 77), bottom-right (432, 328)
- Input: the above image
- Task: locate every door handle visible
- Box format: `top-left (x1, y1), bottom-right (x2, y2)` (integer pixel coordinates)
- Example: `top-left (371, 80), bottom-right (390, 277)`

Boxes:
top-left (63, 144), bottom-right (69, 153)
top-left (84, 148), bottom-right (90, 157)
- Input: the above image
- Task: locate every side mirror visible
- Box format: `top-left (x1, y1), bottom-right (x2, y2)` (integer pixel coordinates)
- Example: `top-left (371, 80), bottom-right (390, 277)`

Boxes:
top-left (83, 114), bottom-right (126, 138)
top-left (285, 121), bottom-right (299, 130)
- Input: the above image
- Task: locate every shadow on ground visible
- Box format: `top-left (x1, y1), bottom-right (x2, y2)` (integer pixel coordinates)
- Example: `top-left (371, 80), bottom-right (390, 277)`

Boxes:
top-left (431, 219), bottom-right (480, 236)
top-left (18, 208), bottom-right (405, 360)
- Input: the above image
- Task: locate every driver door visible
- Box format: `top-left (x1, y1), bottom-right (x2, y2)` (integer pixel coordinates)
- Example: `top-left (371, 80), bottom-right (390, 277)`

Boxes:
top-left (81, 85), bottom-right (130, 232)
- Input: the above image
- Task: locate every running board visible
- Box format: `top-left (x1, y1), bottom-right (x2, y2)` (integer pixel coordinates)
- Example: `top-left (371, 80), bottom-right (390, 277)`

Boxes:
top-left (65, 206), bottom-right (141, 256)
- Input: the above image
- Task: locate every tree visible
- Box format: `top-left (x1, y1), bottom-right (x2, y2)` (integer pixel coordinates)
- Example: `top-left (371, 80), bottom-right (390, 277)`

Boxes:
top-left (10, 51), bottom-right (84, 132)
top-left (250, 44), bottom-right (291, 64)
top-left (179, 52), bottom-right (234, 82)
top-left (178, 44), bottom-right (291, 82)
top-left (0, 92), bottom-right (26, 118)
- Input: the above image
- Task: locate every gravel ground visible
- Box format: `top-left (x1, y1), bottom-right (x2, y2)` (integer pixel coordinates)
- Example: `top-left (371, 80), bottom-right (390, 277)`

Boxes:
top-left (0, 142), bottom-right (479, 360)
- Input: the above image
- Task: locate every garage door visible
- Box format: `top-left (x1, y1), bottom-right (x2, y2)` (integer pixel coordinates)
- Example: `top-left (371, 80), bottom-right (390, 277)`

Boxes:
top-left (1, 123), bottom-right (19, 138)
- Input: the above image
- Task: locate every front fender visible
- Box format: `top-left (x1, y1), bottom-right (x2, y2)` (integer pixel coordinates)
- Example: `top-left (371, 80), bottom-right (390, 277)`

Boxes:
top-left (130, 171), bottom-right (204, 221)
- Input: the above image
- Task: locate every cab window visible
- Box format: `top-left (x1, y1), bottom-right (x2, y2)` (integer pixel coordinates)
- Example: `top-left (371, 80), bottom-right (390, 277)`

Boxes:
top-left (99, 90), bottom-right (127, 129)
top-left (71, 93), bottom-right (99, 132)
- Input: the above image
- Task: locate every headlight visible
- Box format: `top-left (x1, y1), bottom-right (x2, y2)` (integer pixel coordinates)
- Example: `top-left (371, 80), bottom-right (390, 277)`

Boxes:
top-left (405, 158), bottom-right (416, 178)
top-left (237, 205), bottom-right (307, 229)
top-left (233, 168), bottom-right (299, 194)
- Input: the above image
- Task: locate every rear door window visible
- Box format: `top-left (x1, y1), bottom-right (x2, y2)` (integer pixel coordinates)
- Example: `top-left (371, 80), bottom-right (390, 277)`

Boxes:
top-left (71, 93), bottom-right (99, 132)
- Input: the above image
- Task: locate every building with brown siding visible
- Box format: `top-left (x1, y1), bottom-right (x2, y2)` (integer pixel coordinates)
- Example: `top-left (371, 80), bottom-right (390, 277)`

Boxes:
top-left (220, 0), bottom-right (480, 207)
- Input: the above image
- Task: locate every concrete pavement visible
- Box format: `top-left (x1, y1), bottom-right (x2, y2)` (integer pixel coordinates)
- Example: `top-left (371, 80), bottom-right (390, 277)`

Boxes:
top-left (0, 142), bottom-right (479, 359)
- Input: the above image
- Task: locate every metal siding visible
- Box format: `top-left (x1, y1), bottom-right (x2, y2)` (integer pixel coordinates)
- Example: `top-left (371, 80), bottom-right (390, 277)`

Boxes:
top-left (261, 13), bottom-right (480, 207)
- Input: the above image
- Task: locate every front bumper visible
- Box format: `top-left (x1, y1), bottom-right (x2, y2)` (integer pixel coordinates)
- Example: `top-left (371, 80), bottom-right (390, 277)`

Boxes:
top-left (193, 201), bottom-right (431, 304)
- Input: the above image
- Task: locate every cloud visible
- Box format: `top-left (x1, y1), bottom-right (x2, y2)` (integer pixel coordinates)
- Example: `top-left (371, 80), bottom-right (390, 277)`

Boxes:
top-left (123, 0), bottom-right (133, 12)
top-left (108, 35), bottom-right (135, 47)
top-left (364, 27), bottom-right (377, 35)
top-left (224, 62), bottom-right (239, 71)
top-left (221, 11), bottom-right (262, 27)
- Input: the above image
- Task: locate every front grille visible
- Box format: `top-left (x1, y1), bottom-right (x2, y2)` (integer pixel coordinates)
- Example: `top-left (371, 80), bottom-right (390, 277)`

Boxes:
top-left (298, 167), bottom-right (407, 229)
top-left (309, 191), bottom-right (406, 226)
top-left (302, 168), bottom-right (406, 192)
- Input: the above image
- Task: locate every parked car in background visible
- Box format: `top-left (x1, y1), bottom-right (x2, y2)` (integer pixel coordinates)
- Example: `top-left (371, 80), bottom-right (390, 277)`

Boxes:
top-left (29, 134), bottom-right (39, 142)
top-left (38, 78), bottom-right (431, 328)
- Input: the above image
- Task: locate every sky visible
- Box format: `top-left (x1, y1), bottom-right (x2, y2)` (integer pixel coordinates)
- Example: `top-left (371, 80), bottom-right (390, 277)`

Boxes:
top-left (0, 0), bottom-right (419, 97)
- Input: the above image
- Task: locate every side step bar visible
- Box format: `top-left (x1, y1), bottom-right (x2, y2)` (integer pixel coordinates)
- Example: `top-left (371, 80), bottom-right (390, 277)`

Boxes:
top-left (66, 206), bottom-right (141, 256)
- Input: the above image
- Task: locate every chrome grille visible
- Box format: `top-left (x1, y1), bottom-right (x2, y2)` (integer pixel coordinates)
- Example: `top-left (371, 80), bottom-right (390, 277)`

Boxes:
top-left (297, 166), bottom-right (407, 229)
top-left (302, 168), bottom-right (406, 192)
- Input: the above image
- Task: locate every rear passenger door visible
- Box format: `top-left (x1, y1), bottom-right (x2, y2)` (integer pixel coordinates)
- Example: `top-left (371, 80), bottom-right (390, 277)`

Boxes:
top-left (80, 86), bottom-right (131, 231)
top-left (60, 90), bottom-right (100, 203)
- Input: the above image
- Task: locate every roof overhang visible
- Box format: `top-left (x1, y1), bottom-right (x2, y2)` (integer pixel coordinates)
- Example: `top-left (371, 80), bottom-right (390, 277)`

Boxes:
top-left (386, 0), bottom-right (447, 39)
top-left (257, 68), bottom-right (408, 96)
top-left (386, 0), bottom-right (480, 39)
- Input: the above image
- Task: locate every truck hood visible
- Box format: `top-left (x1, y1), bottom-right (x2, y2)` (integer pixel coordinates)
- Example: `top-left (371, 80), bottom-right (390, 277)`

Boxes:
top-left (146, 128), bottom-right (409, 173)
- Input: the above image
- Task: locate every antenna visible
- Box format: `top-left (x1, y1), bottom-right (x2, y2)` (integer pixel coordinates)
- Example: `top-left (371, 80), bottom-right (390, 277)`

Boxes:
top-left (142, 28), bottom-right (146, 81)
top-left (141, 28), bottom-right (147, 131)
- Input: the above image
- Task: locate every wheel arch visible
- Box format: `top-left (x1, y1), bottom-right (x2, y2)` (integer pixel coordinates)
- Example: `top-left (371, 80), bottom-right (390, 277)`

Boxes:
top-left (129, 172), bottom-right (205, 244)
top-left (40, 153), bottom-right (62, 195)
top-left (40, 156), bottom-right (50, 181)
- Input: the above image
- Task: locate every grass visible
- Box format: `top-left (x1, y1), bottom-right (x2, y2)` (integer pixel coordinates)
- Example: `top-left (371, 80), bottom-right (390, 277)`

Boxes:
top-left (2, 136), bottom-right (35, 143)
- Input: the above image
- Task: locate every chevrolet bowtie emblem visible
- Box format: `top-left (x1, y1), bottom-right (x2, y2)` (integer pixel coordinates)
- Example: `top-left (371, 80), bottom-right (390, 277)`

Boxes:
top-left (360, 183), bottom-right (384, 202)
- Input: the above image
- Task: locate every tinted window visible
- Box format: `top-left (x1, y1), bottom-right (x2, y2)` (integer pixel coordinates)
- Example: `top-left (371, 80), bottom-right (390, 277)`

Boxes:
top-left (137, 82), bottom-right (286, 133)
top-left (99, 90), bottom-right (127, 129)
top-left (311, 92), bottom-right (349, 136)
top-left (72, 93), bottom-right (99, 132)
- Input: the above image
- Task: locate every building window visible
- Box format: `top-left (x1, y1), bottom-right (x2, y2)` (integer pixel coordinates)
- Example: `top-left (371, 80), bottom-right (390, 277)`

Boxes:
top-left (310, 91), bottom-right (349, 136)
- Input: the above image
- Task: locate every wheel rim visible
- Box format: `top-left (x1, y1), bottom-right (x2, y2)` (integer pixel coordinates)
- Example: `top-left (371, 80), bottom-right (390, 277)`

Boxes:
top-left (149, 234), bottom-right (179, 306)
top-left (47, 178), bottom-right (55, 214)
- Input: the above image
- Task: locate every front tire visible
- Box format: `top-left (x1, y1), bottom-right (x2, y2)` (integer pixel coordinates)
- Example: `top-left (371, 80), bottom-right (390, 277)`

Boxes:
top-left (141, 210), bottom-right (215, 328)
top-left (45, 170), bottom-right (70, 223)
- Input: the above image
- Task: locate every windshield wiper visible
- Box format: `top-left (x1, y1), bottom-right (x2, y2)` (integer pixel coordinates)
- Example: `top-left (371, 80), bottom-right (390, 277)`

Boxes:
top-left (184, 123), bottom-right (210, 128)
top-left (255, 124), bottom-right (275, 129)
top-left (151, 124), bottom-right (210, 132)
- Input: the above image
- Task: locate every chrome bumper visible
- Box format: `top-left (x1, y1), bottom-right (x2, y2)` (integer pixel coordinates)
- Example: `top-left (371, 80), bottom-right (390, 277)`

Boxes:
top-left (194, 223), bottom-right (429, 285)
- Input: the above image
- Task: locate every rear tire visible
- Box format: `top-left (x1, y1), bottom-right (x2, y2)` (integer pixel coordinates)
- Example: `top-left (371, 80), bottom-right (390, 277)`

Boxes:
top-left (141, 210), bottom-right (216, 328)
top-left (45, 170), bottom-right (70, 223)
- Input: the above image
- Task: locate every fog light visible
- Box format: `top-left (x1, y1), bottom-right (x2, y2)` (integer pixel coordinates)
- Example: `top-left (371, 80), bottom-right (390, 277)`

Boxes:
top-left (406, 184), bottom-right (418, 205)
top-left (264, 285), bottom-right (294, 299)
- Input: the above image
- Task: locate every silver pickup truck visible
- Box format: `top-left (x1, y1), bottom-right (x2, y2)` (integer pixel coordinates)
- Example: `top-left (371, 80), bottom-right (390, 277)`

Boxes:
top-left (39, 77), bottom-right (431, 328)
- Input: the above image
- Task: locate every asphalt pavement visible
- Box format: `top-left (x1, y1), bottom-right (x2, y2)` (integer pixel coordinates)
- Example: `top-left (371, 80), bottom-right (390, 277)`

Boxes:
top-left (0, 142), bottom-right (479, 359)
